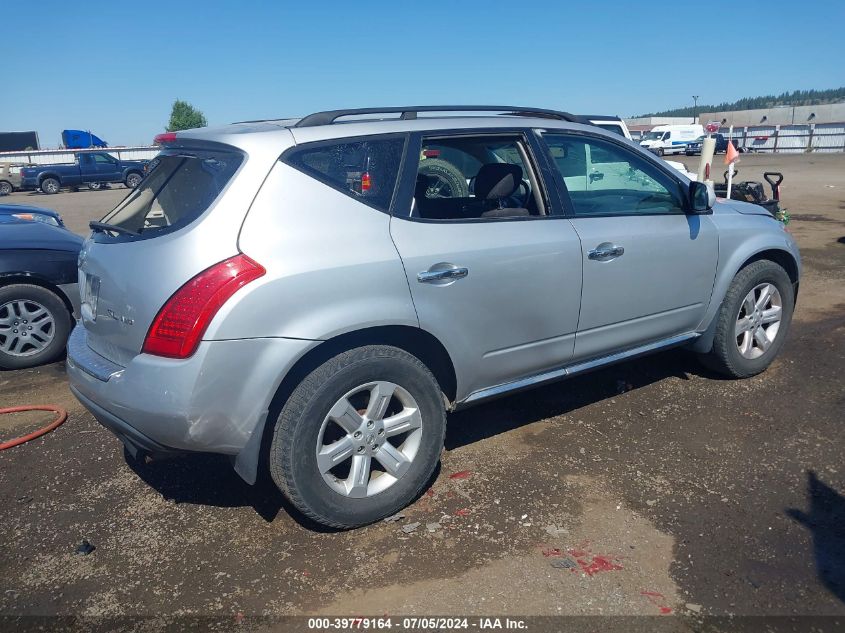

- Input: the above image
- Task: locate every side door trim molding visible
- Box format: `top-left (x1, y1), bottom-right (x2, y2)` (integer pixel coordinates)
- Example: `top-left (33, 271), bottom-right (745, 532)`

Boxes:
top-left (455, 331), bottom-right (699, 409)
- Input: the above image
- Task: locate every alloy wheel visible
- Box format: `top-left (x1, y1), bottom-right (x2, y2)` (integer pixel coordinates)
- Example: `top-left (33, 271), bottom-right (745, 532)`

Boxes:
top-left (735, 283), bottom-right (782, 359)
top-left (316, 381), bottom-right (423, 498)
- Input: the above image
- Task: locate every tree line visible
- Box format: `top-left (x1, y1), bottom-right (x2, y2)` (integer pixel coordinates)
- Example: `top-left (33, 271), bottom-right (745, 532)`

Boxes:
top-left (639, 87), bottom-right (845, 118)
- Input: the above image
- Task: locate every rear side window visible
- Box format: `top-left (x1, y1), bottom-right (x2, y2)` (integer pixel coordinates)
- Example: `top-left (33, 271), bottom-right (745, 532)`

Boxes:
top-left (283, 137), bottom-right (404, 212)
top-left (100, 150), bottom-right (242, 238)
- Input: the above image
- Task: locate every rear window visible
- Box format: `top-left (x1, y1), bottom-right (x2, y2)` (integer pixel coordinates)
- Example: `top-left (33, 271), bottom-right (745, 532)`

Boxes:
top-left (283, 136), bottom-right (404, 212)
top-left (99, 150), bottom-right (242, 238)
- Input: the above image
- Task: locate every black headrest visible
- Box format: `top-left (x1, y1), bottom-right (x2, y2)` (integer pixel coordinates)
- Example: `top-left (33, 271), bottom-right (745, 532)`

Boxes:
top-left (474, 163), bottom-right (522, 200)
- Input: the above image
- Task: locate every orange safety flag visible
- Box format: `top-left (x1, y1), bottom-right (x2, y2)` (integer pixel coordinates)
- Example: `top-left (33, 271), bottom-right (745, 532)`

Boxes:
top-left (724, 141), bottom-right (740, 165)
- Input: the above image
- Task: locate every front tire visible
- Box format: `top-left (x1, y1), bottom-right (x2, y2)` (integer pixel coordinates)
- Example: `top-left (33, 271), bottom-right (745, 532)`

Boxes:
top-left (699, 260), bottom-right (794, 378)
top-left (0, 284), bottom-right (72, 370)
top-left (657, 148), bottom-right (665, 156)
top-left (269, 345), bottom-right (446, 529)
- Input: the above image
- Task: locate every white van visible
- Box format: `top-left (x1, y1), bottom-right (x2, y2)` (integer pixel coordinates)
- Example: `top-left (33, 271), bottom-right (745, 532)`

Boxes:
top-left (640, 124), bottom-right (704, 156)
top-left (586, 115), bottom-right (633, 140)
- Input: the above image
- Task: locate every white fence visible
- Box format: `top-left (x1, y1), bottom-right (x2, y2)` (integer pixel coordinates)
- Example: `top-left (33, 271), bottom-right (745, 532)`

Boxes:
top-left (0, 146), bottom-right (159, 165)
top-left (631, 122), bottom-right (845, 153)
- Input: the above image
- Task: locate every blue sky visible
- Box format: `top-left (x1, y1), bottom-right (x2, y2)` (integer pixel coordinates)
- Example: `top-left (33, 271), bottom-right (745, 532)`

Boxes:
top-left (3, 0), bottom-right (843, 147)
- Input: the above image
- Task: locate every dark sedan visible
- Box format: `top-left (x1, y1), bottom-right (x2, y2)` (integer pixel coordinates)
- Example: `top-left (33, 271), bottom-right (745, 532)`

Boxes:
top-left (0, 215), bottom-right (82, 369)
top-left (685, 133), bottom-right (729, 156)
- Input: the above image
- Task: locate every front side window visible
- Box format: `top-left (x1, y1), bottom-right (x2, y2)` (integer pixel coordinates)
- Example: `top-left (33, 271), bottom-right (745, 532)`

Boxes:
top-left (284, 137), bottom-right (404, 213)
top-left (412, 135), bottom-right (544, 220)
top-left (543, 133), bottom-right (685, 216)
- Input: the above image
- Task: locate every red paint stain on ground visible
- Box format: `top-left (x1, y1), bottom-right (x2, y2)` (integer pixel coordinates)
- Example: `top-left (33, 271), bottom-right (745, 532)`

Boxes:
top-left (425, 489), bottom-right (435, 497)
top-left (454, 508), bottom-right (471, 516)
top-left (565, 547), bottom-right (623, 576)
top-left (579, 555), bottom-right (623, 576)
top-left (641, 591), bottom-right (673, 614)
top-left (541, 547), bottom-right (563, 558)
top-left (449, 470), bottom-right (472, 479)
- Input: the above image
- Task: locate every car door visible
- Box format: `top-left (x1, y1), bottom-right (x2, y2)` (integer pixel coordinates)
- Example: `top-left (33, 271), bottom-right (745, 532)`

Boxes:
top-left (389, 131), bottom-right (582, 401)
top-left (92, 153), bottom-right (121, 182)
top-left (541, 131), bottom-right (718, 361)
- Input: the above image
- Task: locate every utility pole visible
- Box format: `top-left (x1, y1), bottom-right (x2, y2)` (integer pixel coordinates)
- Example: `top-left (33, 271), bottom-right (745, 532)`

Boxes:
top-left (692, 95), bottom-right (700, 124)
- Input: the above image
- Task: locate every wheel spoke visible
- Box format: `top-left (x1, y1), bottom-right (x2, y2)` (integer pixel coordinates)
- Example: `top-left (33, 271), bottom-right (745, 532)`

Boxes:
top-left (328, 398), bottom-right (364, 434)
top-left (755, 285), bottom-right (774, 310)
top-left (739, 331), bottom-right (753, 356)
top-left (317, 436), bottom-right (355, 474)
top-left (742, 293), bottom-right (755, 316)
top-left (345, 455), bottom-right (371, 497)
top-left (366, 381), bottom-right (395, 421)
top-left (761, 305), bottom-right (782, 324)
top-left (753, 326), bottom-right (772, 352)
top-left (373, 442), bottom-right (411, 479)
top-left (383, 408), bottom-right (422, 438)
top-left (735, 316), bottom-right (752, 337)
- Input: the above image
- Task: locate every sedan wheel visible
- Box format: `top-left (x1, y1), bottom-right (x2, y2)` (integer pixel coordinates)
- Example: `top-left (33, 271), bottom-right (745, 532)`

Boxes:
top-left (0, 284), bottom-right (71, 370)
top-left (0, 299), bottom-right (56, 357)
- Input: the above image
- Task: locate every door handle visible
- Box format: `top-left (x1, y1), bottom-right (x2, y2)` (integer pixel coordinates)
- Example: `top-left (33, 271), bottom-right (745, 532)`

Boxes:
top-left (417, 265), bottom-right (469, 284)
top-left (588, 243), bottom-right (624, 261)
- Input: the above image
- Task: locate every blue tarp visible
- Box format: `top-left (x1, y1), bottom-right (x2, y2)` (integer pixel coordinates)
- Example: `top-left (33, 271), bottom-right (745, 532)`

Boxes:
top-left (62, 130), bottom-right (108, 149)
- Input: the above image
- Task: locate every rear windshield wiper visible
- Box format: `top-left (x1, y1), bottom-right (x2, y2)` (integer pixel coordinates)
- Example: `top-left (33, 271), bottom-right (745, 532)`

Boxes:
top-left (89, 221), bottom-right (140, 237)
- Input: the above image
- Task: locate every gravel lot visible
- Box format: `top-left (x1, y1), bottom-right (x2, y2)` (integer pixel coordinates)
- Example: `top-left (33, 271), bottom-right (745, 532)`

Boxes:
top-left (1, 154), bottom-right (844, 629)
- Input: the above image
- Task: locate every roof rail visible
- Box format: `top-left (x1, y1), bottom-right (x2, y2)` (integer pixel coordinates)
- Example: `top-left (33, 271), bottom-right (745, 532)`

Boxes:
top-left (294, 106), bottom-right (586, 128)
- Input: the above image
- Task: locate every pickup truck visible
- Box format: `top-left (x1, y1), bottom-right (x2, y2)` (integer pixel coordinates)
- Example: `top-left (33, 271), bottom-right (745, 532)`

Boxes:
top-left (19, 152), bottom-right (147, 194)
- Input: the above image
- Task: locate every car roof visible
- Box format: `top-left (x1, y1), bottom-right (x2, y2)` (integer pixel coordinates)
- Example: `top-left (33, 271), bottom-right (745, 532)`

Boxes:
top-left (174, 106), bottom-right (612, 147)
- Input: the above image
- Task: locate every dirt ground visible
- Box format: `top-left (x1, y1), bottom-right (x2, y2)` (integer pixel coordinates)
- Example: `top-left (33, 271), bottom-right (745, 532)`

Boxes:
top-left (0, 154), bottom-right (844, 630)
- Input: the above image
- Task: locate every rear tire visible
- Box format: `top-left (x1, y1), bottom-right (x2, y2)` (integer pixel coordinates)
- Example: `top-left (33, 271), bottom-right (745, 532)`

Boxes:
top-left (269, 345), bottom-right (446, 529)
top-left (0, 284), bottom-right (72, 370)
top-left (40, 177), bottom-right (60, 194)
top-left (0, 181), bottom-right (12, 196)
top-left (699, 260), bottom-right (794, 378)
top-left (88, 182), bottom-right (102, 191)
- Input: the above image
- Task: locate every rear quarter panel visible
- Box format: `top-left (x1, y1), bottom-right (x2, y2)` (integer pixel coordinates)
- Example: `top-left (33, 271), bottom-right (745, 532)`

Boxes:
top-left (222, 161), bottom-right (418, 341)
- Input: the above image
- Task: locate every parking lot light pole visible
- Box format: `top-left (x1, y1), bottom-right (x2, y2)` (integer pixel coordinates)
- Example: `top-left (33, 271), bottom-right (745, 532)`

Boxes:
top-left (692, 95), bottom-right (700, 124)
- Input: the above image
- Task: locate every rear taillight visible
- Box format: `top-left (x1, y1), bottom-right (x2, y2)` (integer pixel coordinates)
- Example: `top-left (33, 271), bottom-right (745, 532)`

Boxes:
top-left (142, 254), bottom-right (265, 359)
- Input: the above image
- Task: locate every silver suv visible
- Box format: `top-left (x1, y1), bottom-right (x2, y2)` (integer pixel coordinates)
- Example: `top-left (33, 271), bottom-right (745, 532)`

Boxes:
top-left (67, 106), bottom-right (800, 528)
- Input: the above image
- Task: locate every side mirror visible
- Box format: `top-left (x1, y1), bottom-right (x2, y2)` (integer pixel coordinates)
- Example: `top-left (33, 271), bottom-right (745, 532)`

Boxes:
top-left (689, 181), bottom-right (714, 213)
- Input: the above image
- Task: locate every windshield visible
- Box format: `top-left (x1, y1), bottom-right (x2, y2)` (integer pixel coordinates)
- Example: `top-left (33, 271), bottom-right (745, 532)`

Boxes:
top-left (642, 131), bottom-right (665, 141)
top-left (100, 149), bottom-right (242, 238)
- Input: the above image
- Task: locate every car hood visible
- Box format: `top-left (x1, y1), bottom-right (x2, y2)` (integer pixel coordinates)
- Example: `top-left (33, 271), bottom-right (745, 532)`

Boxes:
top-left (0, 203), bottom-right (61, 218)
top-left (713, 198), bottom-right (773, 217)
top-left (0, 221), bottom-right (83, 252)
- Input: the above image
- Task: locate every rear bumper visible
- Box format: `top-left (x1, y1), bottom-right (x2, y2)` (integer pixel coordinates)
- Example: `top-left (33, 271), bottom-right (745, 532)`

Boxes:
top-left (66, 325), bottom-right (317, 458)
